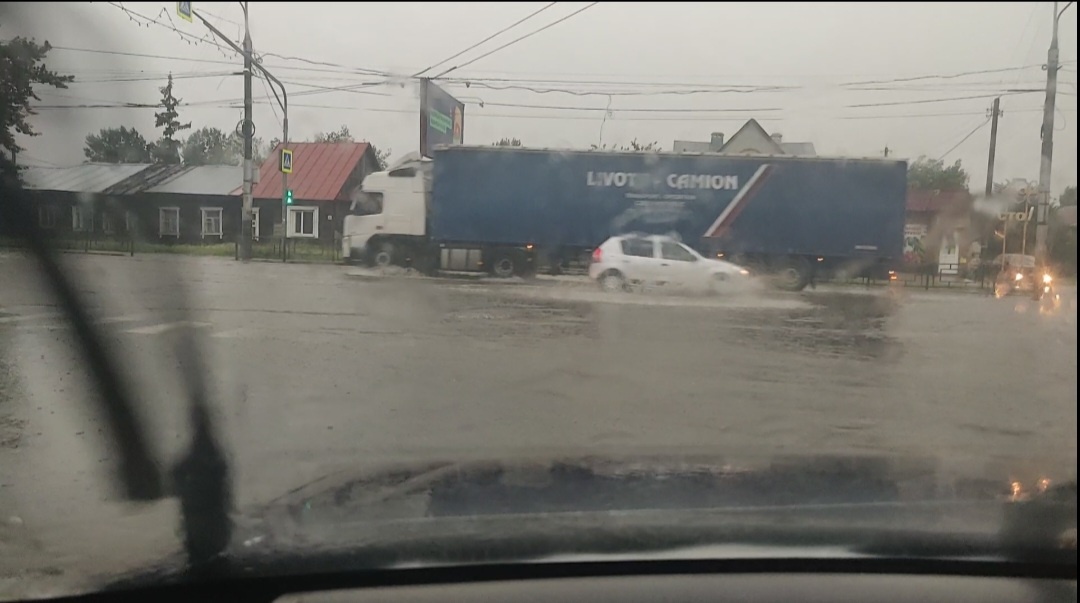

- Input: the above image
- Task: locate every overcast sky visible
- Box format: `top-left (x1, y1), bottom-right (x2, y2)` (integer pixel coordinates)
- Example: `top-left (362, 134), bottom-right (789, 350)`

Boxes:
top-left (6, 2), bottom-right (1078, 195)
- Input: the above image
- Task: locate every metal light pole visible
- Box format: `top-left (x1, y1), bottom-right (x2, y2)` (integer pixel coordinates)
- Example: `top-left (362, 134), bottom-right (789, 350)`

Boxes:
top-left (191, 5), bottom-right (289, 262)
top-left (240, 2), bottom-right (253, 261)
top-left (1034, 1), bottom-right (1074, 264)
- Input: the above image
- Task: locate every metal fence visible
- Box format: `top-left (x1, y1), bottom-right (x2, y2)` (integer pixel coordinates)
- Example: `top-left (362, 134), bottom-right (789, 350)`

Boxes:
top-left (0, 230), bottom-right (342, 264)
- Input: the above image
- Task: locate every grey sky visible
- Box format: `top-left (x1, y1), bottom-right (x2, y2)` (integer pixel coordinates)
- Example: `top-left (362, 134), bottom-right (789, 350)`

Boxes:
top-left (8, 2), bottom-right (1078, 195)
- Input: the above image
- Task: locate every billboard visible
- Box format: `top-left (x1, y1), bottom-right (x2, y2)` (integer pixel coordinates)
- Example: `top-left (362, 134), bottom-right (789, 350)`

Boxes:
top-left (420, 79), bottom-right (464, 158)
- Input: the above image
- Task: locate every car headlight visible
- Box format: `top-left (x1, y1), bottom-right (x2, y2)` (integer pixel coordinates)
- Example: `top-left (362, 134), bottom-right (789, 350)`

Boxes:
top-left (1043, 273), bottom-right (1053, 284)
top-left (739, 269), bottom-right (750, 276)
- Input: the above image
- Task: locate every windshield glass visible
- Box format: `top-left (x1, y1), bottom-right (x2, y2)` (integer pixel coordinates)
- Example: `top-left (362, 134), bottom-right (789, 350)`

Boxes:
top-left (0, 2), bottom-right (1076, 600)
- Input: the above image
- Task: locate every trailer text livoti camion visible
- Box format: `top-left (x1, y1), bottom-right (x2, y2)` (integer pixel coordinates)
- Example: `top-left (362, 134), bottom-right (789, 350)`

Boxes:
top-left (343, 146), bottom-right (908, 291)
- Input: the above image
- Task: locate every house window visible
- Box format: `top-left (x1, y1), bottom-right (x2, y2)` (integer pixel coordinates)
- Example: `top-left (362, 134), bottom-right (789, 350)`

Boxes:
top-left (159, 207), bottom-right (180, 237)
top-left (72, 206), bottom-right (92, 232)
top-left (125, 211), bottom-right (137, 234)
top-left (201, 207), bottom-right (224, 238)
top-left (288, 206), bottom-right (318, 238)
top-left (102, 212), bottom-right (117, 235)
top-left (38, 206), bottom-right (58, 229)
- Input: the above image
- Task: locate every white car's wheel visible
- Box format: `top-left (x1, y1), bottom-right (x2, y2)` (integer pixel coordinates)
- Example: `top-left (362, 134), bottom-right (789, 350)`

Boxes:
top-left (599, 270), bottom-right (626, 293)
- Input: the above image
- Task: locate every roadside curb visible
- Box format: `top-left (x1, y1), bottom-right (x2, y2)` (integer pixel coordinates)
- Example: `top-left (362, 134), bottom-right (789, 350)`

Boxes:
top-left (344, 268), bottom-right (594, 288)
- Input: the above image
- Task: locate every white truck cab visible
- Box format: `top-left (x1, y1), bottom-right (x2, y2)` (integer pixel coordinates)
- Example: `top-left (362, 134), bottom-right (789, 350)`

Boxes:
top-left (342, 152), bottom-right (431, 264)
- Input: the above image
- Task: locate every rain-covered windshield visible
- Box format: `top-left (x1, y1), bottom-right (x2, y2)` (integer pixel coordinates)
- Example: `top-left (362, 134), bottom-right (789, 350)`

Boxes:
top-left (0, 2), bottom-right (1076, 600)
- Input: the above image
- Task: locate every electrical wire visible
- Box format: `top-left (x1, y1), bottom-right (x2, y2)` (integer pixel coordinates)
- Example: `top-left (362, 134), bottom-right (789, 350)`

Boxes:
top-left (431, 2), bottom-right (600, 79)
top-left (936, 117), bottom-right (991, 160)
top-left (413, 2), bottom-right (558, 77)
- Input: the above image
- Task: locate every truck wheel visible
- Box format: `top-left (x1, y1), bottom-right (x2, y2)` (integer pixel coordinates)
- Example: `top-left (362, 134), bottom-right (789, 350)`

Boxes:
top-left (774, 258), bottom-right (810, 292)
top-left (491, 253), bottom-right (517, 278)
top-left (598, 270), bottom-right (627, 293)
top-left (372, 242), bottom-right (395, 268)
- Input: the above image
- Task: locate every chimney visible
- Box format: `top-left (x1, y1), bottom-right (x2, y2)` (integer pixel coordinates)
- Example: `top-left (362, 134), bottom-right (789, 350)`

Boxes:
top-left (710, 132), bottom-right (725, 150)
top-left (771, 132), bottom-right (783, 143)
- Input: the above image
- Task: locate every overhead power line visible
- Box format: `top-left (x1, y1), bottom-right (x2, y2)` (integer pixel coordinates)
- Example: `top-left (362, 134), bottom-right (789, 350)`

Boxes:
top-left (937, 118), bottom-right (991, 160)
top-left (846, 91), bottom-right (1035, 109)
top-left (413, 2), bottom-right (558, 78)
top-left (431, 2), bottom-right (601, 79)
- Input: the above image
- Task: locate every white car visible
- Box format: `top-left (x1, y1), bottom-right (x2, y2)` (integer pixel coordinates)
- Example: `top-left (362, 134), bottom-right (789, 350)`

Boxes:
top-left (588, 234), bottom-right (751, 294)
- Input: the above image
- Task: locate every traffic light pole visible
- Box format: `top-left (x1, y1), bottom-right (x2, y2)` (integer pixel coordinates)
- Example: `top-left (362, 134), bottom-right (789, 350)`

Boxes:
top-left (281, 115), bottom-right (289, 262)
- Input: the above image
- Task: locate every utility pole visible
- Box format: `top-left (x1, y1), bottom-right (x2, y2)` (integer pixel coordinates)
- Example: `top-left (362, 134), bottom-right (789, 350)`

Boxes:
top-left (188, 4), bottom-right (289, 263)
top-left (240, 2), bottom-right (253, 261)
top-left (984, 97), bottom-right (1002, 198)
top-left (1034, 1), bottom-right (1074, 264)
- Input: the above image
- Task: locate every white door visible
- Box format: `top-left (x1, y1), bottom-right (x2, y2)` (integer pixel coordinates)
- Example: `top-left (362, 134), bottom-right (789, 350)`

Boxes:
top-left (618, 237), bottom-right (662, 285)
top-left (658, 240), bottom-right (703, 291)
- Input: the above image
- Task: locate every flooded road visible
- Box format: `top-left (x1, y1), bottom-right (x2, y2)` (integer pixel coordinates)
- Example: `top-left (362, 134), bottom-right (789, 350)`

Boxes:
top-left (0, 253), bottom-right (1076, 596)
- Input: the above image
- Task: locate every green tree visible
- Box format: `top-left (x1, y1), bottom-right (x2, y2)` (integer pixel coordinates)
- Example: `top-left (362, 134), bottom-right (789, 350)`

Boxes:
top-left (83, 126), bottom-right (152, 163)
top-left (494, 137), bottom-right (522, 147)
top-left (181, 126), bottom-right (242, 166)
top-left (0, 37), bottom-right (73, 186)
top-left (312, 124), bottom-right (353, 143)
top-left (907, 156), bottom-right (969, 191)
top-left (1059, 185), bottom-right (1076, 207)
top-left (150, 73), bottom-right (191, 164)
top-left (370, 144), bottom-right (391, 170)
top-left (591, 138), bottom-right (661, 152)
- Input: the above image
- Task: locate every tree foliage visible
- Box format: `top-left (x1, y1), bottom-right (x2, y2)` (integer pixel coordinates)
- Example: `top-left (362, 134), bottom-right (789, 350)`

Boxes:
top-left (83, 126), bottom-right (152, 163)
top-left (181, 126), bottom-right (242, 166)
top-left (494, 137), bottom-right (522, 147)
top-left (150, 73), bottom-right (191, 164)
top-left (591, 138), bottom-right (661, 152)
top-left (1060, 186), bottom-right (1076, 207)
top-left (0, 37), bottom-right (73, 186)
top-left (371, 145), bottom-right (391, 170)
top-left (312, 124), bottom-right (353, 143)
top-left (907, 156), bottom-right (969, 191)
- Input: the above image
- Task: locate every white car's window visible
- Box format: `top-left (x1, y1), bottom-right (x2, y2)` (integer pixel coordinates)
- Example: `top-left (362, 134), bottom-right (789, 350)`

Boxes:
top-left (620, 238), bottom-right (655, 258)
top-left (661, 241), bottom-right (697, 262)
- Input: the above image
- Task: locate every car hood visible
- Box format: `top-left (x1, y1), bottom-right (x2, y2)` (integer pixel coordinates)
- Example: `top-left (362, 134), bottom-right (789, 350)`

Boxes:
top-left (106, 452), bottom-right (1076, 590)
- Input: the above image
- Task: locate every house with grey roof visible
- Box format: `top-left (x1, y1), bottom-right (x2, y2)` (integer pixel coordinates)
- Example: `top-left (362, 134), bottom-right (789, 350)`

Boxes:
top-left (672, 119), bottom-right (817, 156)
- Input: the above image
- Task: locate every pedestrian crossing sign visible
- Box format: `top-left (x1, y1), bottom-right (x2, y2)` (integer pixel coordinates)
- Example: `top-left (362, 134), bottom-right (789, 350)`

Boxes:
top-left (280, 148), bottom-right (293, 174)
top-left (177, 2), bottom-right (193, 22)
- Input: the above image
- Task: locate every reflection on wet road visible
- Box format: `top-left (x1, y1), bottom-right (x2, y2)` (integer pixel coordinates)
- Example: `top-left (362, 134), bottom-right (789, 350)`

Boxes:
top-left (0, 254), bottom-right (1076, 594)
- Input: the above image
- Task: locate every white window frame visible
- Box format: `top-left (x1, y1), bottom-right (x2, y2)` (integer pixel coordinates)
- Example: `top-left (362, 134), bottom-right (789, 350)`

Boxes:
top-left (287, 205), bottom-right (319, 239)
top-left (101, 212), bottom-right (117, 235)
top-left (159, 206), bottom-right (180, 238)
top-left (38, 205), bottom-right (58, 229)
top-left (71, 206), bottom-right (92, 232)
top-left (251, 207), bottom-right (261, 241)
top-left (200, 206), bottom-right (224, 238)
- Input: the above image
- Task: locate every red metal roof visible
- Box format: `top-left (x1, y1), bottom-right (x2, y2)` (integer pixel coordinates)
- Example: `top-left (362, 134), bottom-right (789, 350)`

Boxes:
top-left (906, 189), bottom-right (971, 213)
top-left (248, 142), bottom-right (370, 202)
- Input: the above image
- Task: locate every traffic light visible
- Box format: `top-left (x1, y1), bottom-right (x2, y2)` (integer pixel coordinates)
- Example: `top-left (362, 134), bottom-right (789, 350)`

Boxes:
top-left (285, 189), bottom-right (294, 205)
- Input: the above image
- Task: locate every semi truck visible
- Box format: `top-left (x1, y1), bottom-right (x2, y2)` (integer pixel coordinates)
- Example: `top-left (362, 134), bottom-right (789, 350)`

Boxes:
top-left (343, 146), bottom-right (907, 291)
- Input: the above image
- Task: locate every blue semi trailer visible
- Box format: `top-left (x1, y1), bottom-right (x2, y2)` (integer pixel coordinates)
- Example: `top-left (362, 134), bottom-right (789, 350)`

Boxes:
top-left (343, 146), bottom-right (907, 290)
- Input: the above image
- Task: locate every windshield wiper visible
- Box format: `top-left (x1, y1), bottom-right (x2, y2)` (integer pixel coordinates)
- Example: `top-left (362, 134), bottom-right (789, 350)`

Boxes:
top-left (1, 182), bottom-right (234, 570)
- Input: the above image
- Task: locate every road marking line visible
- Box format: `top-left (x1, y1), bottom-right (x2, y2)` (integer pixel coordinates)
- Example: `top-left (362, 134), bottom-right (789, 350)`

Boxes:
top-left (125, 321), bottom-right (212, 335)
top-left (210, 327), bottom-right (250, 339)
top-left (0, 313), bottom-right (61, 324)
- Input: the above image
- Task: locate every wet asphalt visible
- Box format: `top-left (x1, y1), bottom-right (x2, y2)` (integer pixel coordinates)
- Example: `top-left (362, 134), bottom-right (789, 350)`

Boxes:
top-left (0, 252), bottom-right (1076, 595)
